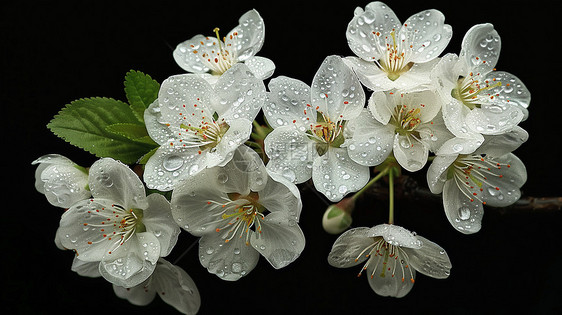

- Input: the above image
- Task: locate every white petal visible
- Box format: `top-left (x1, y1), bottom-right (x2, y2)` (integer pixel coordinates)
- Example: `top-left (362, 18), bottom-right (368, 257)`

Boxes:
top-left (257, 171), bottom-right (302, 222)
top-left (368, 224), bottom-right (422, 249)
top-left (436, 136), bottom-right (484, 156)
top-left (312, 147), bottom-right (370, 202)
top-left (173, 34), bottom-right (215, 74)
top-left (227, 9), bottom-right (265, 61)
top-left (477, 126), bottom-right (528, 156)
top-left (113, 279), bottom-right (156, 306)
top-left (327, 227), bottom-right (374, 268)
top-left (441, 98), bottom-right (484, 139)
top-left (346, 2), bottom-right (401, 61)
top-left (214, 63), bottom-right (266, 122)
top-left (244, 56), bottom-right (275, 80)
top-left (403, 236), bottom-right (451, 279)
top-left (158, 74), bottom-right (217, 126)
top-left (431, 53), bottom-right (464, 104)
top-left (203, 117), bottom-right (253, 169)
top-left (426, 154), bottom-right (457, 194)
top-left (143, 194), bottom-right (180, 257)
top-left (390, 59), bottom-right (439, 92)
top-left (89, 158), bottom-right (147, 209)
top-left (311, 55), bottom-right (365, 121)
top-left (144, 99), bottom-right (175, 146)
top-left (199, 231), bottom-right (260, 281)
top-left (478, 154), bottom-right (527, 207)
top-left (263, 76), bottom-right (314, 130)
top-left (460, 23), bottom-right (501, 75)
top-left (366, 252), bottom-right (416, 298)
top-left (152, 259), bottom-right (201, 315)
top-left (263, 125), bottom-right (316, 184)
top-left (250, 212), bottom-right (305, 269)
top-left (71, 257), bottom-right (101, 278)
top-left (32, 154), bottom-right (90, 208)
top-left (368, 90), bottom-right (393, 125)
top-left (442, 180), bottom-right (484, 234)
top-left (481, 71), bottom-right (531, 116)
top-left (99, 232), bottom-right (159, 288)
top-left (400, 9), bottom-right (452, 63)
top-left (465, 104), bottom-right (524, 136)
top-left (417, 112), bottom-right (455, 153)
top-left (345, 109), bottom-right (394, 166)
top-left (393, 133), bottom-right (428, 172)
top-left (143, 145), bottom-right (207, 191)
top-left (220, 144), bottom-right (269, 193)
top-left (343, 57), bottom-right (395, 93)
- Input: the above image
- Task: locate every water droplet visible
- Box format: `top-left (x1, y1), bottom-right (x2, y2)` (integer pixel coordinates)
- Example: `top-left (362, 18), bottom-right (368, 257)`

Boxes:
top-left (458, 207), bottom-right (471, 220)
top-left (163, 155), bottom-right (184, 172)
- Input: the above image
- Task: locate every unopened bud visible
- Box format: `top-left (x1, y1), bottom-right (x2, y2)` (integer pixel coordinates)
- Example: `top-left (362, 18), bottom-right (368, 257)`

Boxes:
top-left (322, 198), bottom-right (355, 234)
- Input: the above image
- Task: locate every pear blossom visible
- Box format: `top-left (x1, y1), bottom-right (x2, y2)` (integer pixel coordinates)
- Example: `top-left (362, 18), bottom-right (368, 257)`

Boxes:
top-left (344, 89), bottom-right (452, 172)
top-left (427, 127), bottom-right (528, 234)
top-left (57, 158), bottom-right (180, 288)
top-left (143, 63), bottom-right (266, 191)
top-left (263, 55), bottom-right (369, 202)
top-left (328, 224), bottom-right (451, 297)
top-left (173, 9), bottom-right (275, 85)
top-left (113, 258), bottom-right (201, 315)
top-left (344, 1), bottom-right (452, 93)
top-left (32, 154), bottom-right (90, 208)
top-left (431, 24), bottom-right (530, 138)
top-left (171, 145), bottom-right (304, 281)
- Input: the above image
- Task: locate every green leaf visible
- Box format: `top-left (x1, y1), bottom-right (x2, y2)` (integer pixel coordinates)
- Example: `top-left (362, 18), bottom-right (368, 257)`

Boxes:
top-left (124, 70), bottom-right (160, 123)
top-left (48, 97), bottom-right (158, 164)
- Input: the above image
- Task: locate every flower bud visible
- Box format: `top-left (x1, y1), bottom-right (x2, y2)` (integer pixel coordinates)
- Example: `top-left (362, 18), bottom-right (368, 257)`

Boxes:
top-left (322, 198), bottom-right (354, 234)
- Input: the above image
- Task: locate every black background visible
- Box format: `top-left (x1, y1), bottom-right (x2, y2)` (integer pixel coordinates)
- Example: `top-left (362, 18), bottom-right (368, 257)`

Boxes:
top-left (3, 0), bottom-right (561, 314)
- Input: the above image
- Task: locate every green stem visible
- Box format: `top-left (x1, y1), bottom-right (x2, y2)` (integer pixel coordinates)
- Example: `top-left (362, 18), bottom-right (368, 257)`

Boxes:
top-left (351, 167), bottom-right (390, 202)
top-left (388, 167), bottom-right (395, 225)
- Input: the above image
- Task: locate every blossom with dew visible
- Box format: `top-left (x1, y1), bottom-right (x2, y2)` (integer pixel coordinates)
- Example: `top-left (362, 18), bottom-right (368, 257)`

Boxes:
top-left (171, 145), bottom-right (304, 281)
top-left (431, 23), bottom-right (530, 139)
top-left (263, 55), bottom-right (369, 202)
top-left (344, 89), bottom-right (452, 172)
top-left (113, 258), bottom-right (201, 315)
top-left (427, 127), bottom-right (528, 234)
top-left (143, 63), bottom-right (266, 191)
top-left (344, 1), bottom-right (452, 93)
top-left (328, 224), bottom-right (451, 298)
top-left (57, 158), bottom-right (180, 288)
top-left (32, 154), bottom-right (90, 208)
top-left (173, 9), bottom-right (274, 85)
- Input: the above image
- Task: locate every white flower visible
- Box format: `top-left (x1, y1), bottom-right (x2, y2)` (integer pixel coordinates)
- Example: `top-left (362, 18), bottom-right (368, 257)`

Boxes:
top-left (345, 1), bottom-right (452, 93)
top-left (173, 9), bottom-right (275, 85)
top-left (427, 127), bottom-right (528, 234)
top-left (113, 258), bottom-right (201, 315)
top-left (328, 224), bottom-right (451, 298)
top-left (431, 23), bottom-right (530, 138)
top-left (263, 55), bottom-right (369, 202)
top-left (57, 158), bottom-right (180, 288)
top-left (32, 154), bottom-right (90, 208)
top-left (143, 63), bottom-right (266, 191)
top-left (171, 145), bottom-right (304, 281)
top-left (345, 89), bottom-right (452, 172)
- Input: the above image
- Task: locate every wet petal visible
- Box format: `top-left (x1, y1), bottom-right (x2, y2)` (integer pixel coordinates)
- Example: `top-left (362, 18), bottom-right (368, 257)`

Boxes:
top-left (199, 231), bottom-right (260, 281)
top-left (251, 212), bottom-right (305, 269)
top-left (460, 23), bottom-right (501, 75)
top-left (311, 55), bottom-right (365, 121)
top-left (327, 227), bottom-right (374, 268)
top-left (400, 9), bottom-right (452, 63)
top-left (173, 34), bottom-right (216, 74)
top-left (264, 76), bottom-right (314, 131)
top-left (393, 133), bottom-right (428, 172)
top-left (203, 117), bottom-right (253, 169)
top-left (143, 194), bottom-right (180, 257)
top-left (244, 56), bottom-right (275, 80)
top-left (404, 236), bottom-right (451, 279)
top-left (345, 109), bottom-right (394, 166)
top-left (226, 9), bottom-right (265, 61)
top-left (366, 251), bottom-right (416, 298)
top-left (152, 259), bottom-right (201, 315)
top-left (312, 147), bottom-right (370, 202)
top-left (478, 153), bottom-right (526, 207)
top-left (442, 180), bottom-right (484, 234)
top-left (264, 125), bottom-right (316, 184)
top-left (368, 224), bottom-right (422, 249)
top-left (343, 57), bottom-right (395, 93)
top-left (426, 154), bottom-right (457, 194)
top-left (257, 172), bottom-right (302, 221)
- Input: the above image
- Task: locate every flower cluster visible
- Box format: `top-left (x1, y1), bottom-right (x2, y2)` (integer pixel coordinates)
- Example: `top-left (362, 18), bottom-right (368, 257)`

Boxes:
top-left (33, 2), bottom-right (530, 312)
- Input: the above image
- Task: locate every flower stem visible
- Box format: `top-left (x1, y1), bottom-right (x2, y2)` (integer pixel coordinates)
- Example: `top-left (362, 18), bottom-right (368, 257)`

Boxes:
top-left (388, 167), bottom-right (395, 225)
top-left (351, 167), bottom-right (390, 202)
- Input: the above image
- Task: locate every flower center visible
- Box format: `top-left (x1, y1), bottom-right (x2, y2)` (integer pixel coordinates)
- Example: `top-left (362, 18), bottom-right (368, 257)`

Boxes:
top-left (307, 98), bottom-right (346, 155)
top-left (389, 104), bottom-right (427, 149)
top-left (374, 31), bottom-right (414, 81)
top-left (452, 74), bottom-right (502, 110)
top-left (194, 27), bottom-right (238, 75)
top-left (447, 154), bottom-right (511, 204)
top-left (355, 236), bottom-right (415, 283)
top-left (179, 118), bottom-right (230, 153)
top-left (82, 203), bottom-right (145, 255)
top-left (214, 192), bottom-right (266, 245)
